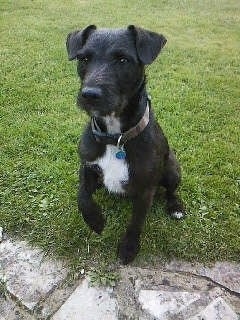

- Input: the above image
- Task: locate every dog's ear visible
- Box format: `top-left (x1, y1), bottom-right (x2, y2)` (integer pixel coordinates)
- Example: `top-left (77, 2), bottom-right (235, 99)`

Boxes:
top-left (128, 25), bottom-right (167, 65)
top-left (66, 25), bottom-right (97, 60)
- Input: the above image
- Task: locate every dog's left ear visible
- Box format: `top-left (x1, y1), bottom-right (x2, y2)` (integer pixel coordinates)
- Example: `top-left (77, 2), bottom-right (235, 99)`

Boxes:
top-left (128, 25), bottom-right (167, 65)
top-left (66, 25), bottom-right (97, 60)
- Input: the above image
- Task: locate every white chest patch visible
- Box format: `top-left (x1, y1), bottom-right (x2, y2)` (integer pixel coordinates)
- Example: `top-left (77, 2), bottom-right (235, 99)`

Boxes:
top-left (93, 145), bottom-right (129, 194)
top-left (88, 113), bottom-right (129, 194)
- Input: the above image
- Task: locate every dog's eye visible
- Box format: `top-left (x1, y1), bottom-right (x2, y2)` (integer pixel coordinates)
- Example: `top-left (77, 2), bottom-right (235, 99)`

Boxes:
top-left (119, 57), bottom-right (129, 64)
top-left (78, 55), bottom-right (89, 63)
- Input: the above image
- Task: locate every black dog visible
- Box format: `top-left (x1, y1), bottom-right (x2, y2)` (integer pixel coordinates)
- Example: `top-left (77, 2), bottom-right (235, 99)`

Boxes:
top-left (66, 25), bottom-right (185, 264)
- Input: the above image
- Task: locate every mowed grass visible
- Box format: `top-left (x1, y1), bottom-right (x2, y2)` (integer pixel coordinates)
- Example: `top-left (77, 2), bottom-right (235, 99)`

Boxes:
top-left (0, 0), bottom-right (239, 269)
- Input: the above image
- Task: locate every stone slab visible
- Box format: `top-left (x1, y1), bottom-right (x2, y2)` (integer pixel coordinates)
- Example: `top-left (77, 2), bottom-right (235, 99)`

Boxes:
top-left (0, 297), bottom-right (16, 320)
top-left (117, 265), bottom-right (240, 319)
top-left (138, 290), bottom-right (201, 319)
top-left (0, 296), bottom-right (34, 320)
top-left (51, 279), bottom-right (118, 320)
top-left (166, 261), bottom-right (240, 294)
top-left (188, 297), bottom-right (238, 320)
top-left (0, 239), bottom-right (68, 311)
top-left (40, 280), bottom-right (77, 318)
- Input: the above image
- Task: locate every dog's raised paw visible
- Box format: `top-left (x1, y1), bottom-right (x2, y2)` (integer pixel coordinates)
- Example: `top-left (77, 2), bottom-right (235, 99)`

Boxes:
top-left (82, 204), bottom-right (105, 234)
top-left (118, 234), bottom-right (140, 265)
top-left (90, 214), bottom-right (105, 234)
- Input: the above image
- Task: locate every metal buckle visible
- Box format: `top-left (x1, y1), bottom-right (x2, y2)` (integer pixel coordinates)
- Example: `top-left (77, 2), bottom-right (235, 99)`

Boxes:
top-left (117, 135), bottom-right (123, 149)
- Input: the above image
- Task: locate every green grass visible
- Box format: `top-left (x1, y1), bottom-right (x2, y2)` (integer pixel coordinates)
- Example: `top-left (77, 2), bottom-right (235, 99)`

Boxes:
top-left (0, 0), bottom-right (239, 269)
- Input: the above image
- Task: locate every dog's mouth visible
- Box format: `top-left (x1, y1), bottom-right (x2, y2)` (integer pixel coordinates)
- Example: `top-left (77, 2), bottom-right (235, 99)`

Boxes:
top-left (80, 102), bottom-right (117, 117)
top-left (78, 91), bottom-right (127, 117)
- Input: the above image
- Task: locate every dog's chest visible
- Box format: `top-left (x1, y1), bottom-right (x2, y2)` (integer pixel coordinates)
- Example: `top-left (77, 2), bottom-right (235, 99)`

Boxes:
top-left (90, 115), bottom-right (129, 194)
top-left (94, 145), bottom-right (128, 194)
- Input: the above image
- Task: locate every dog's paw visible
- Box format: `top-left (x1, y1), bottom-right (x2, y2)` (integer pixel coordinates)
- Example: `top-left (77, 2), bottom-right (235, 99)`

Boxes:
top-left (117, 233), bottom-right (140, 265)
top-left (167, 199), bottom-right (186, 220)
top-left (82, 204), bottom-right (105, 234)
top-left (170, 211), bottom-right (186, 219)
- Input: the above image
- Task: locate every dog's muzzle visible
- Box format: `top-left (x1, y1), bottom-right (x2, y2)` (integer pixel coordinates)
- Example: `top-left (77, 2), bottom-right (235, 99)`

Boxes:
top-left (81, 86), bottom-right (103, 100)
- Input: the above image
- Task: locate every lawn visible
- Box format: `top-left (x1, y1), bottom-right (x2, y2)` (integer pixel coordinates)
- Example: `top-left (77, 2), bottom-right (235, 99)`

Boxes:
top-left (0, 0), bottom-right (239, 270)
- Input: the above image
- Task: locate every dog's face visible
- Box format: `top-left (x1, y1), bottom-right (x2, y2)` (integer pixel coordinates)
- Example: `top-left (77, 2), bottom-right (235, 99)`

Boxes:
top-left (66, 25), bottom-right (166, 117)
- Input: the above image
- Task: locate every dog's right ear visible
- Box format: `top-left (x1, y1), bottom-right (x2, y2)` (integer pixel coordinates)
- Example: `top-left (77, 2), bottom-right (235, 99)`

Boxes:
top-left (66, 25), bottom-right (96, 61)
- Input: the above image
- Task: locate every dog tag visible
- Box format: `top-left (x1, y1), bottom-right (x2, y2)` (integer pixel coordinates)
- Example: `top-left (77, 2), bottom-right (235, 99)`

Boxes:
top-left (116, 149), bottom-right (126, 159)
top-left (116, 135), bottom-right (126, 159)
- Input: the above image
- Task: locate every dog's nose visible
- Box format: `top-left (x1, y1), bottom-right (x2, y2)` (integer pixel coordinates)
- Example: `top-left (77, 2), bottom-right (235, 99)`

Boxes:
top-left (81, 87), bottom-right (102, 99)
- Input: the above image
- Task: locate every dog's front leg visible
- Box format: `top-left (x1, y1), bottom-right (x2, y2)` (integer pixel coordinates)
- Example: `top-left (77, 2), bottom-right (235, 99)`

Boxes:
top-left (78, 165), bottom-right (105, 234)
top-left (118, 188), bottom-right (155, 264)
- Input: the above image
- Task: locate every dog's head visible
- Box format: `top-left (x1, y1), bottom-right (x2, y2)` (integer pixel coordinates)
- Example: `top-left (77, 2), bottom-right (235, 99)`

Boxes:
top-left (66, 25), bottom-right (166, 117)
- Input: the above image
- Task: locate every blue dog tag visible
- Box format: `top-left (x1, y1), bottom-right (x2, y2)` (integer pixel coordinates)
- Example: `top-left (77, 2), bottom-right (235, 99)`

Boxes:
top-left (116, 150), bottom-right (126, 159)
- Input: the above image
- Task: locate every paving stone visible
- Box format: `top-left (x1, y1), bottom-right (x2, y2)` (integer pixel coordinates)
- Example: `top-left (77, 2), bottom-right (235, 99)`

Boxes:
top-left (0, 297), bottom-right (16, 320)
top-left (138, 290), bottom-right (201, 319)
top-left (118, 266), bottom-right (240, 319)
top-left (51, 279), bottom-right (118, 320)
top-left (0, 296), bottom-right (35, 320)
top-left (1, 237), bottom-right (239, 320)
top-left (188, 297), bottom-right (238, 320)
top-left (166, 261), bottom-right (240, 294)
top-left (0, 239), bottom-right (68, 311)
top-left (39, 280), bottom-right (78, 318)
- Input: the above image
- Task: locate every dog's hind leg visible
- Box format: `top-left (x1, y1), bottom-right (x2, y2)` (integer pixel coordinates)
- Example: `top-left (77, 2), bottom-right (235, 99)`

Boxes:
top-left (118, 187), bottom-right (156, 264)
top-left (160, 150), bottom-right (185, 219)
top-left (78, 165), bottom-right (105, 234)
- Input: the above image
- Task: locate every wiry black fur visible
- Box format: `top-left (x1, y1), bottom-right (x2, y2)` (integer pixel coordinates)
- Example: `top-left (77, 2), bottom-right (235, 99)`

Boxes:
top-left (66, 25), bottom-right (185, 264)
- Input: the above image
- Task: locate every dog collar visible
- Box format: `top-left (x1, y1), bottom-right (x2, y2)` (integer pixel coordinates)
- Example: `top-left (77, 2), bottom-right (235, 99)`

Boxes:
top-left (91, 99), bottom-right (150, 149)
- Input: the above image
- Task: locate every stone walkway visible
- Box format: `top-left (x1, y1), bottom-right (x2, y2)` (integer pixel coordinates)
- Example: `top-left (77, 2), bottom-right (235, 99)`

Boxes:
top-left (0, 235), bottom-right (239, 320)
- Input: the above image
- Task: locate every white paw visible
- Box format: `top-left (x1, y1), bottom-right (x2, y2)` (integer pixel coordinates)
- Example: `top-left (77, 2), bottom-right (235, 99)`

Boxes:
top-left (172, 211), bottom-right (184, 219)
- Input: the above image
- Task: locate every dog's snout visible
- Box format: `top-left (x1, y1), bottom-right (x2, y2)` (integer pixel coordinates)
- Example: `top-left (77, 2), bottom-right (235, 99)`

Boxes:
top-left (81, 87), bottom-right (102, 99)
